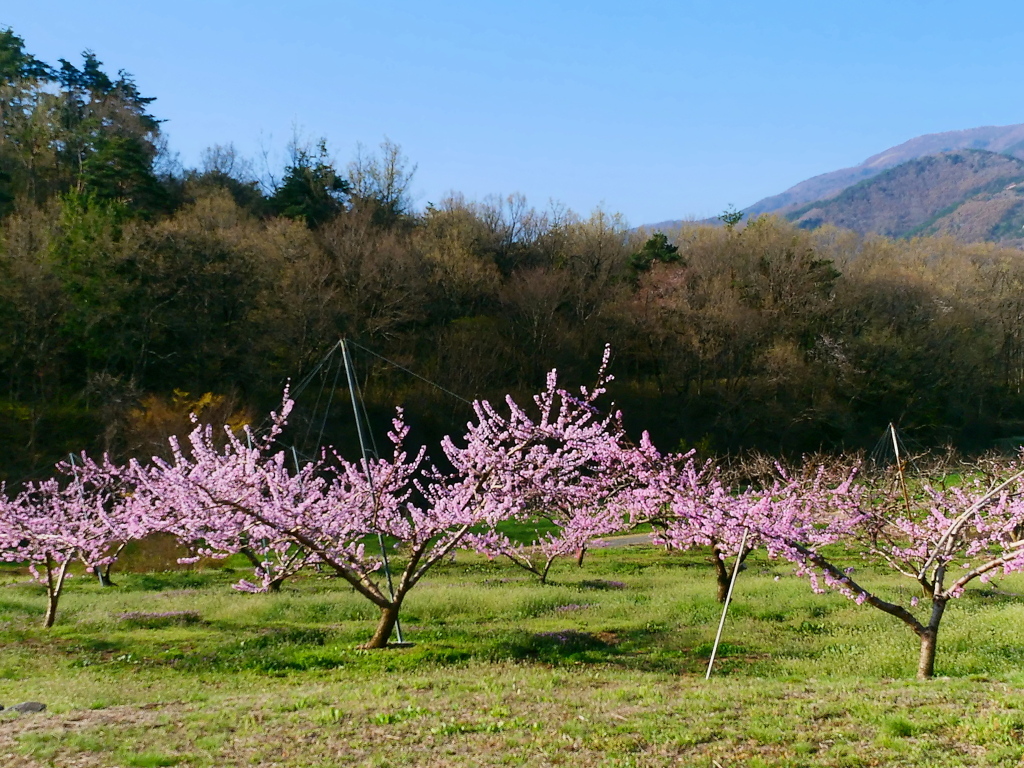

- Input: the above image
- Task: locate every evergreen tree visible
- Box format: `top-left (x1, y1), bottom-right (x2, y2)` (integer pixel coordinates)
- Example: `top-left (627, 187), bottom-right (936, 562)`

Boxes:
top-left (0, 29), bottom-right (53, 212)
top-left (630, 232), bottom-right (680, 272)
top-left (81, 133), bottom-right (168, 213)
top-left (0, 28), bottom-right (50, 83)
top-left (55, 51), bottom-right (165, 214)
top-left (269, 139), bottom-right (349, 227)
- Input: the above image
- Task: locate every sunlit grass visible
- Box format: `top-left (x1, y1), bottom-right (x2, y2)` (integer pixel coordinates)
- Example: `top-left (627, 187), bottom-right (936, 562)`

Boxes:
top-left (2, 545), bottom-right (1024, 765)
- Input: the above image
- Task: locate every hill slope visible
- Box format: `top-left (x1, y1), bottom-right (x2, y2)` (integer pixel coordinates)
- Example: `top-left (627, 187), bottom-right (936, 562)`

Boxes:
top-left (747, 123), bottom-right (1024, 217)
top-left (788, 149), bottom-right (1024, 241)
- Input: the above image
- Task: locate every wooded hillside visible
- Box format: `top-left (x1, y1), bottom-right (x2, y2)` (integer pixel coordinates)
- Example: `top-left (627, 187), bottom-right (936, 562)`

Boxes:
top-left (2, 28), bottom-right (1024, 482)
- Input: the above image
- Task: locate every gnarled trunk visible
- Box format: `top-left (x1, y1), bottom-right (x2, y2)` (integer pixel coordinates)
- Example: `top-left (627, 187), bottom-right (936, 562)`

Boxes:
top-left (712, 542), bottom-right (738, 603)
top-left (97, 562), bottom-right (118, 587)
top-left (714, 556), bottom-right (730, 603)
top-left (539, 555), bottom-right (558, 585)
top-left (363, 601), bottom-right (402, 649)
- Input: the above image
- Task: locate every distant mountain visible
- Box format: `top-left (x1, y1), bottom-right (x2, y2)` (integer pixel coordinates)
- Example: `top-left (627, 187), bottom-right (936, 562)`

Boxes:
top-left (788, 149), bottom-right (1024, 242)
top-left (646, 123), bottom-right (1024, 241)
top-left (747, 123), bottom-right (1024, 217)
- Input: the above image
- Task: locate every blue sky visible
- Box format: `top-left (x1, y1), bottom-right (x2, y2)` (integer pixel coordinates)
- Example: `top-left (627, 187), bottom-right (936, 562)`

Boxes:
top-left (2, 1), bottom-right (1020, 224)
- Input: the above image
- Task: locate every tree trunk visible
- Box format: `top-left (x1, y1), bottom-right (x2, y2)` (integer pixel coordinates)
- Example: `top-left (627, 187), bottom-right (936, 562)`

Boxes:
top-left (103, 561), bottom-right (118, 587)
top-left (43, 557), bottom-right (70, 629)
top-left (97, 563), bottom-right (118, 587)
top-left (98, 544), bottom-right (125, 587)
top-left (712, 543), bottom-right (750, 603)
top-left (576, 547), bottom-right (587, 567)
top-left (363, 602), bottom-right (402, 649)
top-left (917, 628), bottom-right (938, 679)
top-left (713, 550), bottom-right (730, 603)
top-left (538, 556), bottom-right (558, 585)
top-left (44, 590), bottom-right (59, 629)
top-left (268, 576), bottom-right (285, 592)
top-left (917, 599), bottom-right (947, 679)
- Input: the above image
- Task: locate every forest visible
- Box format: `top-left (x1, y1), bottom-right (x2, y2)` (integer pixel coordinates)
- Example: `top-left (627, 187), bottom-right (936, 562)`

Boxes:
top-left (3, 27), bottom-right (1024, 485)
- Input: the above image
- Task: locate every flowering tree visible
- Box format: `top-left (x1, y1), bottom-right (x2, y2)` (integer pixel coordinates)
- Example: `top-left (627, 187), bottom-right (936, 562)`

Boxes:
top-left (130, 355), bottom-right (633, 648)
top-left (628, 437), bottom-right (784, 602)
top-left (0, 466), bottom-right (130, 627)
top-left (129, 397), bottom-right (436, 645)
top-left (632, 438), bottom-right (742, 601)
top-left (462, 354), bottom-right (636, 583)
top-left (762, 462), bottom-right (1024, 678)
top-left (635, 440), bottom-right (859, 604)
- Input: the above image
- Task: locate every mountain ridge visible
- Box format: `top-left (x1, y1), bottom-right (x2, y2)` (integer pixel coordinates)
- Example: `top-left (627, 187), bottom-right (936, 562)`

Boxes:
top-left (787, 149), bottom-right (1024, 242)
top-left (646, 123), bottom-right (1024, 245)
top-left (748, 123), bottom-right (1024, 217)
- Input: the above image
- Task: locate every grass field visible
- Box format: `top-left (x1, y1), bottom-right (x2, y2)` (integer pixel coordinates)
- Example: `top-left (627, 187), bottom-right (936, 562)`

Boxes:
top-left (2, 544), bottom-right (1024, 767)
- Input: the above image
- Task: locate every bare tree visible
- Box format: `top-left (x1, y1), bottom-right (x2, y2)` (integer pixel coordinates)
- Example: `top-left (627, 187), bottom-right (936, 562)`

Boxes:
top-left (347, 138), bottom-right (417, 223)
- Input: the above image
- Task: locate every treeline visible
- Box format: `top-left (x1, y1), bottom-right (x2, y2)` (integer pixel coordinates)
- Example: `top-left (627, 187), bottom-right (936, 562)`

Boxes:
top-left (2, 28), bottom-right (1024, 482)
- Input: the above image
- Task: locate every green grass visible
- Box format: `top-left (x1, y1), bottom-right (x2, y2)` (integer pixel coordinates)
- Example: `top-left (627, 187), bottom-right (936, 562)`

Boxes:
top-left (2, 545), bottom-right (1024, 766)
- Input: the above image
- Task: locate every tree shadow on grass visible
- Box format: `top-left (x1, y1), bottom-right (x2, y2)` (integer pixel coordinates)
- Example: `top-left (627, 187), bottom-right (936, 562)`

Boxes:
top-left (962, 588), bottom-right (1024, 605)
top-left (488, 626), bottom-right (738, 674)
top-left (0, 598), bottom-right (43, 617)
top-left (495, 629), bottom-right (614, 664)
top-left (117, 611), bottom-right (204, 629)
top-left (117, 571), bottom-right (235, 592)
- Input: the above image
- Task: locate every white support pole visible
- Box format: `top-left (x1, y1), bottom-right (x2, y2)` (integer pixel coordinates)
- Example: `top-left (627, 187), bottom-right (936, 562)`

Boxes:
top-left (706, 527), bottom-right (749, 680)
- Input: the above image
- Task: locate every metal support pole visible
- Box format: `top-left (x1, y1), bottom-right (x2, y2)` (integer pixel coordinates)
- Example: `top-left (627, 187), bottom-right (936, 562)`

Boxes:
top-left (890, 423), bottom-right (913, 518)
top-left (706, 527), bottom-right (749, 680)
top-left (341, 339), bottom-right (403, 644)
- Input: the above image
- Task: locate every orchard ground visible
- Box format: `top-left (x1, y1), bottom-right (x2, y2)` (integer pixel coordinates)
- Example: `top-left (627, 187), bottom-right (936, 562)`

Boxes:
top-left (2, 544), bottom-right (1024, 767)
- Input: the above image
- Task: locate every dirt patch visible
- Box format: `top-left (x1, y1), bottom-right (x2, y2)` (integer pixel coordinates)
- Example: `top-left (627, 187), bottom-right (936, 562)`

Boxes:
top-left (0, 703), bottom-right (176, 768)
